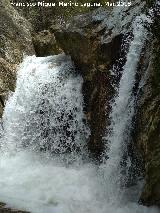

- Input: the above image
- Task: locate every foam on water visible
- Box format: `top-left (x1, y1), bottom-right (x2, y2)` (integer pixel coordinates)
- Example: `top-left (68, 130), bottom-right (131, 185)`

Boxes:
top-left (0, 150), bottom-right (159, 213)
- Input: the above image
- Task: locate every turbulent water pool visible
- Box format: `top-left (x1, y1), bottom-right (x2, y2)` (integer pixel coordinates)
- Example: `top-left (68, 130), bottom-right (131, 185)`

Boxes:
top-left (0, 150), bottom-right (159, 213)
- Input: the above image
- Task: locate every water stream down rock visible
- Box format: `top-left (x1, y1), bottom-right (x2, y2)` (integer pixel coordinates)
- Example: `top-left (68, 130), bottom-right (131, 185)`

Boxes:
top-left (0, 0), bottom-right (160, 212)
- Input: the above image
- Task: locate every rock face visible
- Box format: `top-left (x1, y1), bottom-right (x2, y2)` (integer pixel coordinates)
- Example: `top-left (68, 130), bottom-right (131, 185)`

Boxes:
top-left (0, 0), bottom-right (34, 63)
top-left (0, 58), bottom-right (17, 117)
top-left (135, 7), bottom-right (160, 206)
top-left (55, 10), bottom-right (120, 159)
top-left (54, 3), bottom-right (145, 159)
top-left (0, 0), bottom-right (35, 117)
top-left (1, 0), bottom-right (160, 209)
top-left (33, 30), bottom-right (62, 56)
top-left (0, 202), bottom-right (29, 213)
top-left (14, 0), bottom-right (108, 32)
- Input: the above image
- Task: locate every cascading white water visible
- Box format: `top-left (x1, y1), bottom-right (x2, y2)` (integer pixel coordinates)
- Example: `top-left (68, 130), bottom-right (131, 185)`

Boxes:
top-left (0, 54), bottom-right (103, 213)
top-left (0, 13), bottom-right (159, 213)
top-left (100, 14), bottom-right (153, 202)
top-left (1, 54), bottom-right (89, 161)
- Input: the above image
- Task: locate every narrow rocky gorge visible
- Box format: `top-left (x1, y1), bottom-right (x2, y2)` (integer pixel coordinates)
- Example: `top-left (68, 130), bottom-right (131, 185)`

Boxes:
top-left (0, 0), bottom-right (160, 212)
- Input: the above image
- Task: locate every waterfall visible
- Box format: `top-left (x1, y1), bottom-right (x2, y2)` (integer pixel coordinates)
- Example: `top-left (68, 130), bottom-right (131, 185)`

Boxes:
top-left (0, 13), bottom-right (159, 213)
top-left (1, 54), bottom-right (89, 162)
top-left (100, 14), bottom-right (153, 203)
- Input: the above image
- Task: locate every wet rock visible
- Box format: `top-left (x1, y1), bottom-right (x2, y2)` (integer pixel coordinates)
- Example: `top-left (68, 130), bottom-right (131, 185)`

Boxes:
top-left (0, 202), bottom-right (29, 212)
top-left (0, 58), bottom-right (16, 93)
top-left (0, 102), bottom-right (3, 118)
top-left (135, 7), bottom-right (160, 206)
top-left (33, 30), bottom-right (62, 57)
top-left (54, 4), bottom-right (145, 159)
top-left (0, 58), bottom-right (17, 117)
